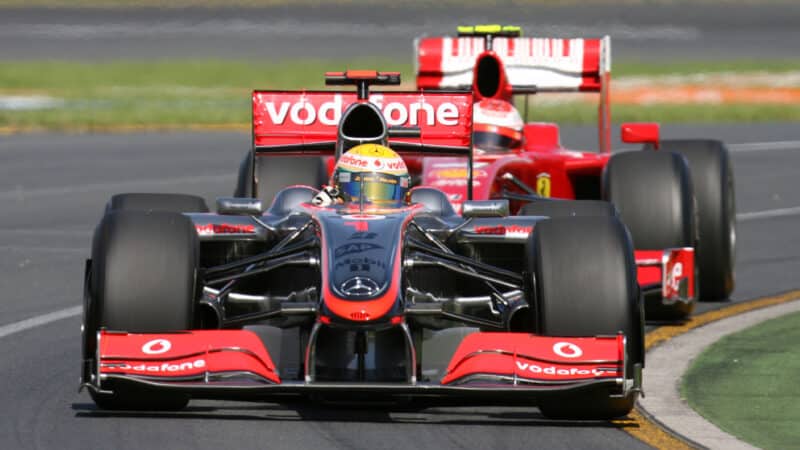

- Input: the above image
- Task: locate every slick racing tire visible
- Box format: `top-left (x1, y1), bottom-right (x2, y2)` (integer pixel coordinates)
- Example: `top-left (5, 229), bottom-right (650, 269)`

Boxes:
top-left (518, 199), bottom-right (617, 218)
top-left (603, 150), bottom-right (695, 320)
top-left (234, 151), bottom-right (327, 208)
top-left (527, 216), bottom-right (643, 420)
top-left (106, 193), bottom-right (209, 213)
top-left (85, 210), bottom-right (199, 410)
top-left (661, 139), bottom-right (736, 300)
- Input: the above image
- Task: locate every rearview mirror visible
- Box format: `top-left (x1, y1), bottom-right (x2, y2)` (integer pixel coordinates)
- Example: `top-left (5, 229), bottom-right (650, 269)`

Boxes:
top-left (621, 123), bottom-right (660, 150)
top-left (462, 200), bottom-right (510, 218)
top-left (216, 197), bottom-right (262, 215)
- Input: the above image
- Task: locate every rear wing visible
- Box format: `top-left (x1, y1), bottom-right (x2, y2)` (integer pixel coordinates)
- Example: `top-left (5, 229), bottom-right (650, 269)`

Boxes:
top-left (415, 34), bottom-right (612, 152)
top-left (252, 90), bottom-right (474, 155)
top-left (416, 36), bottom-right (610, 92)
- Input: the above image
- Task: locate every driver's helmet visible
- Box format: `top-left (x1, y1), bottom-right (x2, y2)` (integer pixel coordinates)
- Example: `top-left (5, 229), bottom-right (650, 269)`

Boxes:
top-left (332, 143), bottom-right (410, 207)
top-left (473, 99), bottom-right (523, 152)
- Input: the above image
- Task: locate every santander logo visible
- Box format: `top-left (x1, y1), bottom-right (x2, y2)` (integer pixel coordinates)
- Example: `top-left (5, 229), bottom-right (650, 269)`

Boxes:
top-left (260, 94), bottom-right (460, 127)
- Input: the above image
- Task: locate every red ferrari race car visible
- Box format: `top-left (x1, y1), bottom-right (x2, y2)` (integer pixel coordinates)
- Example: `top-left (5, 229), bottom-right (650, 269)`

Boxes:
top-left (82, 72), bottom-right (643, 419)
top-left (414, 25), bottom-right (736, 318)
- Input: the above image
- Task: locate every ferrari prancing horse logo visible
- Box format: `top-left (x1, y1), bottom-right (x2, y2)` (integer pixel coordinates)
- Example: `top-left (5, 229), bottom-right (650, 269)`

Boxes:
top-left (536, 173), bottom-right (551, 197)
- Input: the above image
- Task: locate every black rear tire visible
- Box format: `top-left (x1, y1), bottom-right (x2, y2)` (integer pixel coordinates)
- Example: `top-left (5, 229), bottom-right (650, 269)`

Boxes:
top-left (603, 151), bottom-right (694, 249)
top-left (527, 216), bottom-right (643, 419)
top-left (107, 193), bottom-right (209, 213)
top-left (85, 210), bottom-right (199, 410)
top-left (603, 151), bottom-right (695, 320)
top-left (660, 139), bottom-right (736, 300)
top-left (234, 151), bottom-right (327, 207)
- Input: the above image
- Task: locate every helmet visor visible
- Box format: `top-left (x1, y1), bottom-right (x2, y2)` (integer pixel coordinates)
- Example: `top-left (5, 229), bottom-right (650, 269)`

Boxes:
top-left (336, 171), bottom-right (408, 207)
top-left (474, 131), bottom-right (521, 152)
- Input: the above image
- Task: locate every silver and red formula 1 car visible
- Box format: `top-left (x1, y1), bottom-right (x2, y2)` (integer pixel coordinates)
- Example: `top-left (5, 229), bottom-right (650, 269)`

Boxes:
top-left (412, 25), bottom-right (736, 318)
top-left (82, 72), bottom-right (643, 419)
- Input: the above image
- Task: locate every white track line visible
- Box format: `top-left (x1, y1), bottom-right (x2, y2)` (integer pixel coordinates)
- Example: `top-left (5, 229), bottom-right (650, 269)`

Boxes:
top-left (0, 305), bottom-right (81, 340)
top-left (728, 140), bottom-right (800, 152)
top-left (737, 205), bottom-right (800, 222)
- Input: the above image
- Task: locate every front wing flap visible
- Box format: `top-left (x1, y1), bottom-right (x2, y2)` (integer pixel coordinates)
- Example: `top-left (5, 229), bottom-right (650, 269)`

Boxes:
top-left (89, 330), bottom-right (631, 403)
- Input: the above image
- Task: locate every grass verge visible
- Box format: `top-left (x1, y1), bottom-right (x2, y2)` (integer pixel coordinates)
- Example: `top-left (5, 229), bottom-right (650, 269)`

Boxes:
top-left (681, 310), bottom-right (800, 450)
top-left (1, 59), bottom-right (798, 132)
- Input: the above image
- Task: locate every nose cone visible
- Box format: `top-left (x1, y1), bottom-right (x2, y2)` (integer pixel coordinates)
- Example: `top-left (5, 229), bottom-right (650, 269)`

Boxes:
top-left (340, 276), bottom-right (382, 297)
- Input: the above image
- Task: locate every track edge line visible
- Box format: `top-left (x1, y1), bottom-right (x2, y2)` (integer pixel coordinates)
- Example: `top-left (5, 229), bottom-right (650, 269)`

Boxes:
top-left (619, 289), bottom-right (800, 449)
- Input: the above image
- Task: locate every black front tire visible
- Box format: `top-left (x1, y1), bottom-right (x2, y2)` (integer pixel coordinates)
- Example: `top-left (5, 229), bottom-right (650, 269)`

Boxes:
top-left (527, 216), bottom-right (643, 419)
top-left (85, 210), bottom-right (199, 410)
top-left (661, 139), bottom-right (736, 300)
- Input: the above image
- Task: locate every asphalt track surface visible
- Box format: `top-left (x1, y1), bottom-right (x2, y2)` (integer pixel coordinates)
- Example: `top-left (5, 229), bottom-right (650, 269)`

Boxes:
top-left (0, 124), bottom-right (798, 450)
top-left (1, 3), bottom-right (799, 61)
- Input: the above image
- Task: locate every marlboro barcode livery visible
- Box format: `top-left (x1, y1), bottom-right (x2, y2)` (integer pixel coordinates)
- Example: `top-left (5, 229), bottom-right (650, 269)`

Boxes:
top-left (82, 71), bottom-right (644, 419)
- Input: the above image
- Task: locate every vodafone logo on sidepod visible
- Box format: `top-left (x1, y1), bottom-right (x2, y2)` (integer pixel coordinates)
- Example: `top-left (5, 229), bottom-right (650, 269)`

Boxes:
top-left (261, 94), bottom-right (460, 127)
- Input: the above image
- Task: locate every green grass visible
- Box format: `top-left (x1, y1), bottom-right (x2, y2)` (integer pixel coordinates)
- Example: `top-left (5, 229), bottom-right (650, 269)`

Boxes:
top-left (0, 59), bottom-right (406, 131)
top-left (681, 310), bottom-right (800, 450)
top-left (1, 59), bottom-right (798, 131)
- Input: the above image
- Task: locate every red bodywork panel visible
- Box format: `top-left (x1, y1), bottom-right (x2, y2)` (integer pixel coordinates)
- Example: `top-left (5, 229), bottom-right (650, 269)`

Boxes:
top-left (421, 148), bottom-right (609, 213)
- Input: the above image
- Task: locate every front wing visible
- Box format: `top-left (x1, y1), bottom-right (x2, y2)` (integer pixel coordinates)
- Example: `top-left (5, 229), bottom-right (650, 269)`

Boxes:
top-left (87, 329), bottom-right (637, 405)
top-left (635, 247), bottom-right (695, 305)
